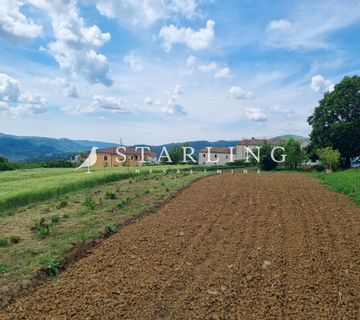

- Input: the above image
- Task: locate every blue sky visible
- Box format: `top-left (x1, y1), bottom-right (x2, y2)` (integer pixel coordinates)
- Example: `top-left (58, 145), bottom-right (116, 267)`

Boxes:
top-left (0, 0), bottom-right (360, 145)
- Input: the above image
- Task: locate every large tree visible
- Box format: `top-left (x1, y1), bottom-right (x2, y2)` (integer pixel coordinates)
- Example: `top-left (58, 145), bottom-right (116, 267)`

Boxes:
top-left (308, 75), bottom-right (360, 167)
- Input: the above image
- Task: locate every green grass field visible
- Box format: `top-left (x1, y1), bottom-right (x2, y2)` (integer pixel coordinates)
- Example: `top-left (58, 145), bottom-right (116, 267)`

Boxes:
top-left (0, 165), bottom-right (194, 214)
top-left (311, 169), bottom-right (360, 205)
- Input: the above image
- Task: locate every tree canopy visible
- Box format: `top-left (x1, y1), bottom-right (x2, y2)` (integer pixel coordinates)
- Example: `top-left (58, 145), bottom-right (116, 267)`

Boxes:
top-left (308, 75), bottom-right (360, 167)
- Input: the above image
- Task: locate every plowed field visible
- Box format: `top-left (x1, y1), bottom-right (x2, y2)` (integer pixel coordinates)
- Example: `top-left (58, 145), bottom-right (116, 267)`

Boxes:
top-left (2, 173), bottom-right (360, 319)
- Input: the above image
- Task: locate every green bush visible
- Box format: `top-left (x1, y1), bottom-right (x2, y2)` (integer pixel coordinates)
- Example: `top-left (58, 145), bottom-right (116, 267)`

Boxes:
top-left (9, 235), bottom-right (21, 244)
top-left (39, 257), bottom-right (60, 276)
top-left (117, 197), bottom-right (131, 209)
top-left (83, 196), bottom-right (96, 210)
top-left (106, 225), bottom-right (118, 235)
top-left (0, 237), bottom-right (9, 247)
top-left (56, 199), bottom-right (68, 209)
top-left (31, 218), bottom-right (50, 239)
top-left (50, 214), bottom-right (60, 224)
top-left (104, 191), bottom-right (117, 200)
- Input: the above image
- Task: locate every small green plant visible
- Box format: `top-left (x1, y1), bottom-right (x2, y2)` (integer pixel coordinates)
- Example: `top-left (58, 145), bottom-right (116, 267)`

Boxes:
top-left (50, 214), bottom-right (61, 224)
top-left (161, 182), bottom-right (165, 186)
top-left (144, 189), bottom-right (150, 195)
top-left (62, 213), bottom-right (70, 219)
top-left (56, 199), bottom-right (68, 209)
top-left (39, 257), bottom-right (60, 276)
top-left (83, 195), bottom-right (96, 210)
top-left (0, 237), bottom-right (9, 247)
top-left (104, 191), bottom-right (117, 200)
top-left (117, 197), bottom-right (131, 209)
top-left (0, 264), bottom-right (9, 274)
top-left (106, 225), bottom-right (118, 235)
top-left (9, 235), bottom-right (21, 244)
top-left (31, 218), bottom-right (50, 239)
top-left (76, 208), bottom-right (89, 217)
top-left (166, 188), bottom-right (170, 192)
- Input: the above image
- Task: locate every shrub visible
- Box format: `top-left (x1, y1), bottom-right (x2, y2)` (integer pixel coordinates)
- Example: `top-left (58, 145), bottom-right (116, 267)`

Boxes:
top-left (76, 209), bottom-right (89, 217)
top-left (50, 214), bottom-right (60, 224)
top-left (0, 264), bottom-right (9, 273)
top-left (9, 236), bottom-right (20, 244)
top-left (83, 196), bottom-right (96, 210)
top-left (104, 191), bottom-right (117, 200)
top-left (31, 218), bottom-right (50, 239)
top-left (39, 257), bottom-right (60, 276)
top-left (117, 197), bottom-right (131, 209)
top-left (106, 225), bottom-right (118, 235)
top-left (0, 237), bottom-right (9, 247)
top-left (56, 199), bottom-right (68, 209)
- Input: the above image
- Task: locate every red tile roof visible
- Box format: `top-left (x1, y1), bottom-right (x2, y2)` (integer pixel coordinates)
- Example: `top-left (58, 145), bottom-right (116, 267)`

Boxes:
top-left (97, 147), bottom-right (157, 156)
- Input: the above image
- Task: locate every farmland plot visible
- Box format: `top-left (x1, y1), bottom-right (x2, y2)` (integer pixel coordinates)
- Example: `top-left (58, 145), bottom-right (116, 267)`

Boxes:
top-left (1, 173), bottom-right (360, 319)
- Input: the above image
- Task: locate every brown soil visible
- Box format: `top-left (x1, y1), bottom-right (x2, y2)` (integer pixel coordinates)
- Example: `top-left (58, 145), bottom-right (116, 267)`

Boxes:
top-left (1, 173), bottom-right (360, 319)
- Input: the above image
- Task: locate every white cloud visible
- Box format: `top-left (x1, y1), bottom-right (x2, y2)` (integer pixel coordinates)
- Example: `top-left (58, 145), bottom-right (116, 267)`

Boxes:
top-left (311, 74), bottom-right (334, 93)
top-left (144, 97), bottom-right (153, 105)
top-left (265, 1), bottom-right (360, 50)
top-left (174, 84), bottom-right (184, 95)
top-left (37, 77), bottom-right (79, 98)
top-left (159, 20), bottom-right (215, 51)
top-left (0, 0), bottom-right (42, 40)
top-left (246, 108), bottom-right (267, 121)
top-left (0, 73), bottom-right (47, 116)
top-left (93, 0), bottom-right (204, 27)
top-left (186, 55), bottom-right (197, 68)
top-left (228, 86), bottom-right (253, 99)
top-left (198, 62), bottom-right (217, 72)
top-left (62, 94), bottom-right (132, 115)
top-left (0, 73), bottom-right (21, 103)
top-left (124, 52), bottom-right (143, 72)
top-left (91, 95), bottom-right (130, 113)
top-left (29, 0), bottom-right (112, 86)
top-left (214, 67), bottom-right (231, 79)
top-left (162, 96), bottom-right (187, 116)
top-left (266, 19), bottom-right (292, 32)
top-left (270, 105), bottom-right (294, 117)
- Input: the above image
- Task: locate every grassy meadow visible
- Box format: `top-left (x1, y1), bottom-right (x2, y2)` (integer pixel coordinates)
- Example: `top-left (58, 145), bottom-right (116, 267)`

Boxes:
top-left (0, 165), bottom-right (195, 214)
top-left (311, 169), bottom-right (360, 205)
top-left (0, 168), bottom-right (212, 305)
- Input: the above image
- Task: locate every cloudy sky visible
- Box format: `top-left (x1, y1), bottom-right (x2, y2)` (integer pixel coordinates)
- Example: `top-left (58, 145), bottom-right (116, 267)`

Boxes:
top-left (0, 0), bottom-right (360, 144)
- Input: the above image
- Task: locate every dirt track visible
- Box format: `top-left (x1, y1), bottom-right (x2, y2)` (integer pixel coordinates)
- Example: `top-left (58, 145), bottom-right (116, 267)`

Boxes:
top-left (2, 173), bottom-right (360, 319)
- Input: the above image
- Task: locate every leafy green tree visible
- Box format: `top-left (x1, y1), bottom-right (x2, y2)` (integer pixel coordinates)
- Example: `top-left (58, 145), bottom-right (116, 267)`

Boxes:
top-left (317, 147), bottom-right (340, 171)
top-left (308, 76), bottom-right (360, 167)
top-left (284, 139), bottom-right (303, 169)
top-left (259, 142), bottom-right (278, 171)
top-left (0, 156), bottom-right (13, 171)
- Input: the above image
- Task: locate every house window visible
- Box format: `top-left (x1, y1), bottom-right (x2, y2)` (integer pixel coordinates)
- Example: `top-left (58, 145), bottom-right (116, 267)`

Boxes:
top-left (215, 154), bottom-right (217, 158)
top-left (226, 155), bottom-right (228, 159)
top-left (203, 154), bottom-right (206, 157)
top-left (104, 155), bottom-right (108, 161)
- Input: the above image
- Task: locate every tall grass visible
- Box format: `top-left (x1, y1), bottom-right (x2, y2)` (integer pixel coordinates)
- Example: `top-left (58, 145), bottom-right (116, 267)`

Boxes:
top-left (0, 165), bottom-right (193, 215)
top-left (311, 169), bottom-right (360, 205)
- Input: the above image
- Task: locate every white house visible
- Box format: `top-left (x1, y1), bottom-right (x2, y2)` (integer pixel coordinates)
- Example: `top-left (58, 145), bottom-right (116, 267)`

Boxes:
top-left (198, 137), bottom-right (309, 166)
top-left (198, 147), bottom-right (232, 166)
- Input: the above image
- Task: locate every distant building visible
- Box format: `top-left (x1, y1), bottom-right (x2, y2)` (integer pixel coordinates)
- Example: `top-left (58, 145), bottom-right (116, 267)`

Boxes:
top-left (199, 148), bottom-right (232, 166)
top-left (93, 147), bottom-right (157, 168)
top-left (199, 137), bottom-right (309, 166)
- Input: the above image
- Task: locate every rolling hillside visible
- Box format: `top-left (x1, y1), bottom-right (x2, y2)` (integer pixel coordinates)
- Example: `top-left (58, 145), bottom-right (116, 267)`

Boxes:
top-left (0, 132), bottom-right (308, 161)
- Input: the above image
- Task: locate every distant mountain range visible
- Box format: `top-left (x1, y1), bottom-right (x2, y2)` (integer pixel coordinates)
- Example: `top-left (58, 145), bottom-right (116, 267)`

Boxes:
top-left (0, 132), bottom-right (308, 161)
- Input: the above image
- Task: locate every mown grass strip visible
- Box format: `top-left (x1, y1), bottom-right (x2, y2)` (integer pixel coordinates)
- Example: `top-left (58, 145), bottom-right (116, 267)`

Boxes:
top-left (310, 169), bottom-right (360, 205)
